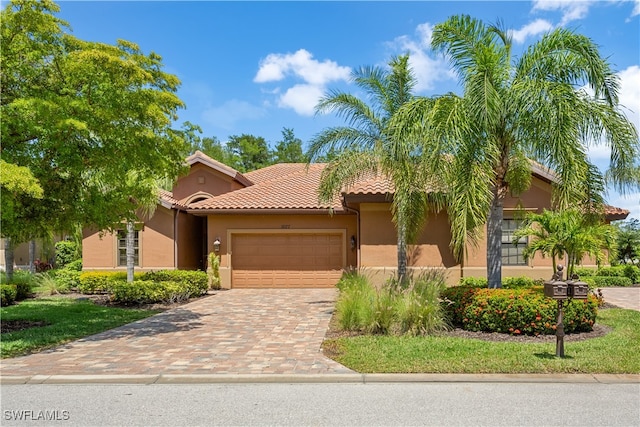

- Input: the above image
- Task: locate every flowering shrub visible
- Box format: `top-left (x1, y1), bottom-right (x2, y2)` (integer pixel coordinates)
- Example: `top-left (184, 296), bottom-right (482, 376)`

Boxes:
top-left (441, 286), bottom-right (598, 335)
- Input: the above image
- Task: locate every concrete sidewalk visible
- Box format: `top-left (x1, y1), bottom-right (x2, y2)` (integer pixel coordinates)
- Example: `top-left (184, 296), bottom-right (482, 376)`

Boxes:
top-left (599, 287), bottom-right (640, 311)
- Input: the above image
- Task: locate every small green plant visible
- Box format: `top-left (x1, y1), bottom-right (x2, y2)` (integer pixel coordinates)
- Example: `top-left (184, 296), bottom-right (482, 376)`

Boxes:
top-left (0, 284), bottom-right (17, 306)
top-left (63, 259), bottom-right (83, 272)
top-left (78, 271), bottom-right (129, 294)
top-left (36, 272), bottom-right (70, 295)
top-left (111, 280), bottom-right (191, 304)
top-left (207, 252), bottom-right (221, 290)
top-left (140, 270), bottom-right (208, 296)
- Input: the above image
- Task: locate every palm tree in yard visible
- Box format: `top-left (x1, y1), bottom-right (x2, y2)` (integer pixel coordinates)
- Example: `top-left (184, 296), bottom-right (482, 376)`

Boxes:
top-left (393, 15), bottom-right (639, 288)
top-left (513, 209), bottom-right (616, 278)
top-left (308, 55), bottom-right (444, 284)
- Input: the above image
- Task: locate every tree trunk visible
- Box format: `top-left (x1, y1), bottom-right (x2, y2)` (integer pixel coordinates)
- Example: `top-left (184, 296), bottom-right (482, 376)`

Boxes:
top-left (126, 221), bottom-right (135, 283)
top-left (487, 187), bottom-right (503, 289)
top-left (397, 219), bottom-right (407, 287)
top-left (28, 240), bottom-right (36, 274)
top-left (4, 238), bottom-right (14, 282)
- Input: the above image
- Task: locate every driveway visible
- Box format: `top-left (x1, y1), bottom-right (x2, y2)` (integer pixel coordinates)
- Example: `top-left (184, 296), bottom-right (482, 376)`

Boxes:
top-left (599, 287), bottom-right (640, 311)
top-left (0, 289), bottom-right (353, 376)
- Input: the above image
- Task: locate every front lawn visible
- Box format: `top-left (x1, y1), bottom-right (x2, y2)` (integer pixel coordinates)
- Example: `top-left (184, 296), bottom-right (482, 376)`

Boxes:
top-left (323, 308), bottom-right (640, 374)
top-left (1, 297), bottom-right (159, 358)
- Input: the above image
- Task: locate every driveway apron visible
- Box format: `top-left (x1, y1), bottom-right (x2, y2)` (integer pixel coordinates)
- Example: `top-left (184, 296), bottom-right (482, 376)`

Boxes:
top-left (0, 289), bottom-right (353, 376)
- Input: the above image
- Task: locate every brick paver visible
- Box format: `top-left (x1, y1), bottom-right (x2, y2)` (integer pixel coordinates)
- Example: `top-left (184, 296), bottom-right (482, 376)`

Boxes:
top-left (0, 289), bottom-right (353, 376)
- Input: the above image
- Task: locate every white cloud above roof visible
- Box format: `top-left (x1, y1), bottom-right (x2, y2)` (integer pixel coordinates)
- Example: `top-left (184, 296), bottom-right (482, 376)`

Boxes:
top-left (278, 84), bottom-right (324, 116)
top-left (254, 49), bottom-right (350, 116)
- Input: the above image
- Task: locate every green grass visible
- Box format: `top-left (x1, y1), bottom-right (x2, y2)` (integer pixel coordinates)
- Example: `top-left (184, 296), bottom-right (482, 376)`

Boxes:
top-left (1, 297), bottom-right (159, 358)
top-left (324, 308), bottom-right (640, 374)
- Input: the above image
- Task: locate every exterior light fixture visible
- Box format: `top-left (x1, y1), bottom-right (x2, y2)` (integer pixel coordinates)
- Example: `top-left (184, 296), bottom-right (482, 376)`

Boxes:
top-left (213, 237), bottom-right (221, 253)
top-left (350, 235), bottom-right (357, 250)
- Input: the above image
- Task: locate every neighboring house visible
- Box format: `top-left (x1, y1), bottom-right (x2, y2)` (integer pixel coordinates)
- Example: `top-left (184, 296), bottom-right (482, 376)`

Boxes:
top-left (0, 237), bottom-right (61, 272)
top-left (82, 151), bottom-right (629, 287)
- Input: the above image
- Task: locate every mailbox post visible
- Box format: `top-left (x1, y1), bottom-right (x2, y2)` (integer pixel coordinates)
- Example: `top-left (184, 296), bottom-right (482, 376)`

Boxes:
top-left (543, 265), bottom-right (589, 357)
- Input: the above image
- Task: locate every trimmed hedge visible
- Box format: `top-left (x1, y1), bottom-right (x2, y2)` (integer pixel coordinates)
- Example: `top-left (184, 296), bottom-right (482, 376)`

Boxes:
top-left (110, 280), bottom-right (192, 304)
top-left (78, 272), bottom-right (133, 294)
top-left (584, 276), bottom-right (633, 288)
top-left (458, 276), bottom-right (541, 289)
top-left (140, 270), bottom-right (208, 297)
top-left (442, 285), bottom-right (598, 335)
top-left (1, 284), bottom-right (17, 306)
top-left (78, 270), bottom-right (209, 303)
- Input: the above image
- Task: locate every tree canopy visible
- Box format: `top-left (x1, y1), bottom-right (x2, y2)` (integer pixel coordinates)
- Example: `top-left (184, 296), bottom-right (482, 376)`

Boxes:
top-left (1, 0), bottom-right (190, 244)
top-left (189, 128), bottom-right (307, 172)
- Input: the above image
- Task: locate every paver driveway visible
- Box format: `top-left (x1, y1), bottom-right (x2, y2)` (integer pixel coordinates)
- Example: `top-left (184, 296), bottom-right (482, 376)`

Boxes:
top-left (0, 289), bottom-right (353, 376)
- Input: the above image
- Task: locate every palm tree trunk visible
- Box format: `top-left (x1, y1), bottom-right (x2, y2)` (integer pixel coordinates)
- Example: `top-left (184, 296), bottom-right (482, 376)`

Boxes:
top-left (487, 187), bottom-right (503, 289)
top-left (126, 221), bottom-right (135, 283)
top-left (397, 215), bottom-right (408, 287)
top-left (4, 238), bottom-right (14, 282)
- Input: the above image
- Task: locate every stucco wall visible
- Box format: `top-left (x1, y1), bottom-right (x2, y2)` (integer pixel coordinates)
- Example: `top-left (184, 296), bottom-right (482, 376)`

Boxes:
top-left (172, 163), bottom-right (245, 202)
top-left (82, 206), bottom-right (175, 271)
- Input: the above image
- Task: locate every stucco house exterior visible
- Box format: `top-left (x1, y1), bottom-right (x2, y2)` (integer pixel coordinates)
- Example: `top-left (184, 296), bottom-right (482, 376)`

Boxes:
top-left (82, 151), bottom-right (629, 287)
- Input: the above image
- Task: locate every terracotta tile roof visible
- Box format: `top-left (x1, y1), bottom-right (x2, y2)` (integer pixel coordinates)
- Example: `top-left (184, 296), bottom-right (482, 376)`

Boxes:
top-left (189, 163), bottom-right (343, 211)
top-left (159, 189), bottom-right (182, 208)
top-left (604, 205), bottom-right (630, 220)
top-left (343, 173), bottom-right (394, 196)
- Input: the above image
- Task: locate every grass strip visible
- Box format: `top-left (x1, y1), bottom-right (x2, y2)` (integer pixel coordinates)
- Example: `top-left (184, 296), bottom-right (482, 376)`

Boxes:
top-left (1, 297), bottom-right (158, 359)
top-left (323, 308), bottom-right (640, 374)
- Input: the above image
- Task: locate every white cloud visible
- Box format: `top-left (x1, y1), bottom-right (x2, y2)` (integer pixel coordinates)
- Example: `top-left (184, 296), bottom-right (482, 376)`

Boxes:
top-left (510, 19), bottom-right (554, 44)
top-left (388, 22), bottom-right (456, 93)
top-left (618, 65), bottom-right (640, 132)
top-left (632, 0), bottom-right (640, 17)
top-left (254, 49), bottom-right (350, 86)
top-left (254, 49), bottom-right (350, 115)
top-left (201, 99), bottom-right (265, 130)
top-left (278, 84), bottom-right (324, 116)
top-left (532, 0), bottom-right (594, 26)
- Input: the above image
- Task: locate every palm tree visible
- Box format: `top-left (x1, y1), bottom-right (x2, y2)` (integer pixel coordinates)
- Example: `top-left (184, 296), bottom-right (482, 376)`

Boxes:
top-left (514, 209), bottom-right (616, 277)
top-left (393, 15), bottom-right (639, 288)
top-left (308, 55), bottom-right (444, 284)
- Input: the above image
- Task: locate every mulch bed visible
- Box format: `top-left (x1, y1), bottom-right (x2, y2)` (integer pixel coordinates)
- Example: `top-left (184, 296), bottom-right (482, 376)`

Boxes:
top-left (1, 320), bottom-right (51, 334)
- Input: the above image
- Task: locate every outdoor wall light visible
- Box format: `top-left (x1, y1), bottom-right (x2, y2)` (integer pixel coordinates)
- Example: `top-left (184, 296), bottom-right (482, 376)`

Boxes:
top-left (213, 237), bottom-right (221, 253)
top-left (350, 235), bottom-right (357, 250)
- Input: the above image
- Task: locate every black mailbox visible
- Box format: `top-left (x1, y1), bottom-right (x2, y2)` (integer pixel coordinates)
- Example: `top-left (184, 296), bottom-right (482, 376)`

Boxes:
top-left (566, 278), bottom-right (589, 299)
top-left (544, 280), bottom-right (568, 299)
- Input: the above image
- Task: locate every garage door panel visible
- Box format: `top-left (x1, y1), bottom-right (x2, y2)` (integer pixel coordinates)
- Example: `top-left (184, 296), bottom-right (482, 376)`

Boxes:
top-left (231, 233), bottom-right (344, 288)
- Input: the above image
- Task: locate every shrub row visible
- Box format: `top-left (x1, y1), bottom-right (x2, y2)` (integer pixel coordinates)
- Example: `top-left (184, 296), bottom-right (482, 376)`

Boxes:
top-left (75, 270), bottom-right (209, 304)
top-left (583, 276), bottom-right (634, 288)
top-left (458, 276), bottom-right (542, 289)
top-left (441, 285), bottom-right (598, 335)
top-left (111, 280), bottom-right (193, 305)
top-left (575, 265), bottom-right (639, 285)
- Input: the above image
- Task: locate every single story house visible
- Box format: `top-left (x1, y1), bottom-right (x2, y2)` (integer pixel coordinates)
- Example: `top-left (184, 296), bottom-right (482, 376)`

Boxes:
top-left (82, 151), bottom-right (629, 287)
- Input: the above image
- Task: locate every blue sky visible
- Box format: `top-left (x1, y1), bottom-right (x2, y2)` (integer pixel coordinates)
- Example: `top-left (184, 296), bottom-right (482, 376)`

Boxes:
top-left (53, 0), bottom-right (639, 218)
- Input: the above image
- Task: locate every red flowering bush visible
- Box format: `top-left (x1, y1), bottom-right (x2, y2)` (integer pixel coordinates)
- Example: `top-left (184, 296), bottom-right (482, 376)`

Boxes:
top-left (441, 285), bottom-right (598, 335)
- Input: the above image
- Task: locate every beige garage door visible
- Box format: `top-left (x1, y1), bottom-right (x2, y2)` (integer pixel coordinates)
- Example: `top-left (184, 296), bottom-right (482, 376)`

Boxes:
top-left (231, 233), bottom-right (344, 288)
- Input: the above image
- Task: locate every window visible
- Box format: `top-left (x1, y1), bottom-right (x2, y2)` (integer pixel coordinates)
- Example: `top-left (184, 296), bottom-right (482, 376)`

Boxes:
top-left (117, 229), bottom-right (139, 267)
top-left (502, 219), bottom-right (527, 265)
